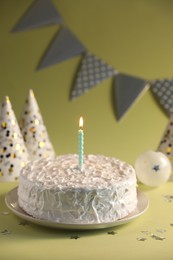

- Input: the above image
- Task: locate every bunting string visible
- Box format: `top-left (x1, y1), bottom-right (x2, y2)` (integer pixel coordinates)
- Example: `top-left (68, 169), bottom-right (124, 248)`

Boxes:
top-left (11, 0), bottom-right (171, 121)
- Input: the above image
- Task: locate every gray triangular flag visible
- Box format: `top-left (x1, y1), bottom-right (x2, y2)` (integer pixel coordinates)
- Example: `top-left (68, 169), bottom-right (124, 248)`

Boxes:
top-left (71, 52), bottom-right (117, 99)
top-left (12, 0), bottom-right (63, 32)
top-left (38, 27), bottom-right (86, 70)
top-left (151, 79), bottom-right (173, 116)
top-left (114, 73), bottom-right (149, 120)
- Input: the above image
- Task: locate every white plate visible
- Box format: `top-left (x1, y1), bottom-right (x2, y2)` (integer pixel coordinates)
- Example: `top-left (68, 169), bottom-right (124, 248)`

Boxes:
top-left (5, 187), bottom-right (149, 230)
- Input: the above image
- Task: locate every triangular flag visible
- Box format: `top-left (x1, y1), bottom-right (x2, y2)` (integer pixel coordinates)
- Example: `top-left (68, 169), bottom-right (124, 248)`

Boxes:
top-left (12, 0), bottom-right (63, 32)
top-left (157, 113), bottom-right (173, 166)
top-left (19, 90), bottom-right (55, 161)
top-left (38, 27), bottom-right (86, 70)
top-left (0, 97), bottom-right (29, 182)
top-left (150, 79), bottom-right (173, 116)
top-left (113, 73), bottom-right (149, 120)
top-left (71, 52), bottom-right (117, 99)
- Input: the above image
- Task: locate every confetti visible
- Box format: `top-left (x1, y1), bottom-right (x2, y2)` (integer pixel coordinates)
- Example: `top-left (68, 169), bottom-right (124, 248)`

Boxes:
top-left (139, 230), bottom-right (166, 241)
top-left (151, 234), bottom-right (166, 241)
top-left (137, 237), bottom-right (147, 242)
top-left (70, 235), bottom-right (80, 240)
top-left (163, 195), bottom-right (173, 202)
top-left (2, 211), bottom-right (10, 215)
top-left (1, 229), bottom-right (11, 235)
top-left (156, 229), bottom-right (167, 233)
top-left (107, 231), bottom-right (117, 235)
top-left (141, 230), bottom-right (153, 236)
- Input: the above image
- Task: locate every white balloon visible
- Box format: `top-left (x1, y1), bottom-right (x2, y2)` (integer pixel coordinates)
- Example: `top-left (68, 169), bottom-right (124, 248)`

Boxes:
top-left (135, 150), bottom-right (172, 186)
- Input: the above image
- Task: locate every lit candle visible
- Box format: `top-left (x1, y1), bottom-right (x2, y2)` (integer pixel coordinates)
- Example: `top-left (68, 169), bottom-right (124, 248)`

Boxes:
top-left (78, 117), bottom-right (84, 170)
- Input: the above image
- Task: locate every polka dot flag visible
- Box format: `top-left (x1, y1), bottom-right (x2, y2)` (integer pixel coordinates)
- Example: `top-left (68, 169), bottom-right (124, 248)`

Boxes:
top-left (71, 52), bottom-right (117, 99)
top-left (151, 79), bottom-right (173, 115)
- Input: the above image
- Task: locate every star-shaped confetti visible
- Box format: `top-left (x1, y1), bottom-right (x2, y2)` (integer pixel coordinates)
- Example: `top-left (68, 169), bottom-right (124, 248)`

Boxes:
top-left (163, 195), bottom-right (173, 202)
top-left (137, 237), bottom-right (147, 242)
top-left (1, 229), bottom-right (11, 235)
top-left (107, 231), bottom-right (117, 235)
top-left (156, 229), bottom-right (166, 233)
top-left (70, 235), bottom-right (80, 240)
top-left (151, 234), bottom-right (166, 241)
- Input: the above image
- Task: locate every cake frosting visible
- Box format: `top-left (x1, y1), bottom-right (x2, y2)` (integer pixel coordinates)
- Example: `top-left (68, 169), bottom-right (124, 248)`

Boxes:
top-left (18, 154), bottom-right (137, 224)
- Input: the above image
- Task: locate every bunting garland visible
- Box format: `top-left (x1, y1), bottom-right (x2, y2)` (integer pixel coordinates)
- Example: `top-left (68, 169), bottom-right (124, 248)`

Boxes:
top-left (11, 0), bottom-right (172, 121)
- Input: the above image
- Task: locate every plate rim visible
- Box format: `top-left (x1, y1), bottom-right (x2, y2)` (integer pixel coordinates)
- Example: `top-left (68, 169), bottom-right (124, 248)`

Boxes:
top-left (5, 187), bottom-right (149, 230)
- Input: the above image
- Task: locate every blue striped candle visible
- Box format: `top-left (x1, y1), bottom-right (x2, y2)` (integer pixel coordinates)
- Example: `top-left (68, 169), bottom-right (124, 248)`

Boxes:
top-left (78, 117), bottom-right (84, 170)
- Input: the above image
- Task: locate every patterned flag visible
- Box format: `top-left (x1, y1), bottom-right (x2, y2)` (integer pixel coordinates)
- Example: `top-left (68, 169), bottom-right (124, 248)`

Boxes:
top-left (71, 52), bottom-right (117, 99)
top-left (151, 79), bottom-right (173, 115)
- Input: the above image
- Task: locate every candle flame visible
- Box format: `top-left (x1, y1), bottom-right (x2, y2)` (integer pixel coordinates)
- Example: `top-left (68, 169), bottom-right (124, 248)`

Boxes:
top-left (79, 117), bottom-right (83, 129)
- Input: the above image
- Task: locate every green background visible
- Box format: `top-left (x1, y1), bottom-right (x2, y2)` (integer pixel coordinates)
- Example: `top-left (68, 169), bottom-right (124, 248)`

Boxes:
top-left (1, 0), bottom-right (172, 165)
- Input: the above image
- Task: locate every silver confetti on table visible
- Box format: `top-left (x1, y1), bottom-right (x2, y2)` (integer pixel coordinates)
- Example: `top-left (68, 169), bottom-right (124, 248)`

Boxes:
top-left (163, 195), bottom-right (173, 202)
top-left (137, 237), bottom-right (147, 242)
top-left (156, 229), bottom-right (166, 233)
top-left (151, 234), bottom-right (166, 241)
top-left (1, 229), bottom-right (11, 235)
top-left (2, 211), bottom-right (10, 215)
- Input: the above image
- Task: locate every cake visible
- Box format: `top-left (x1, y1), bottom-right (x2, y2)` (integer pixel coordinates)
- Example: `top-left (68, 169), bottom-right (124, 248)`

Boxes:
top-left (18, 154), bottom-right (137, 224)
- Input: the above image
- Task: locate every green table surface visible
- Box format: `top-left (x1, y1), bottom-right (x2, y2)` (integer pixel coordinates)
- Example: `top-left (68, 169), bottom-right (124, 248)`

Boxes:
top-left (1, 181), bottom-right (173, 260)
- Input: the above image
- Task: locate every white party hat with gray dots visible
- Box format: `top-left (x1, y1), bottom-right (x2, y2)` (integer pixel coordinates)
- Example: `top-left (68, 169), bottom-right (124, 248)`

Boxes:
top-left (19, 89), bottom-right (55, 161)
top-left (151, 79), bottom-right (173, 115)
top-left (71, 52), bottom-right (117, 99)
top-left (157, 113), bottom-right (173, 167)
top-left (0, 97), bottom-right (29, 182)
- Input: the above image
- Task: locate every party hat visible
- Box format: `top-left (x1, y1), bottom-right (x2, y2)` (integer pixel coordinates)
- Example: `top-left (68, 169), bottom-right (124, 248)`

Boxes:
top-left (0, 97), bottom-right (29, 181)
top-left (157, 113), bottom-right (173, 167)
top-left (19, 90), bottom-right (55, 160)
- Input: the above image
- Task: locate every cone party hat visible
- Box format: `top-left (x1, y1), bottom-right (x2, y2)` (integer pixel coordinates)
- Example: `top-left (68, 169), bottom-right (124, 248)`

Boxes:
top-left (158, 113), bottom-right (173, 167)
top-left (19, 90), bottom-right (55, 161)
top-left (0, 97), bottom-right (29, 182)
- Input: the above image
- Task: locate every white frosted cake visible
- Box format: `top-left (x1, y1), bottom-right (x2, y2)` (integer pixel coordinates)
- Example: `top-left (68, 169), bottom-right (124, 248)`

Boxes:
top-left (18, 154), bottom-right (137, 224)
